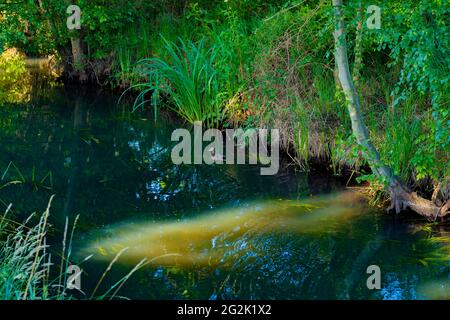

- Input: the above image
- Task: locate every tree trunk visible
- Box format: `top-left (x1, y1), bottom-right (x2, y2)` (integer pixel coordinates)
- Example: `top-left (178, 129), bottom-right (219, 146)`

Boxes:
top-left (331, 0), bottom-right (448, 220)
top-left (352, 1), bottom-right (363, 87)
top-left (68, 37), bottom-right (87, 82)
top-left (65, 0), bottom-right (87, 82)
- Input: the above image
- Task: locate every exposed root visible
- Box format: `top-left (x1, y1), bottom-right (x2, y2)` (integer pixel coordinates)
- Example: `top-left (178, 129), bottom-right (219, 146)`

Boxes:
top-left (388, 180), bottom-right (449, 221)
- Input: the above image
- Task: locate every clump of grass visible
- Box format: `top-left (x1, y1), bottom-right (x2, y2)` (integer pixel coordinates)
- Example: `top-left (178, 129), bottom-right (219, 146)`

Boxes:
top-left (127, 37), bottom-right (227, 128)
top-left (0, 198), bottom-right (147, 300)
top-left (1, 161), bottom-right (54, 191)
top-left (380, 97), bottom-right (421, 182)
top-left (112, 20), bottom-right (156, 88)
top-left (0, 198), bottom-right (54, 300)
top-left (291, 97), bottom-right (310, 169)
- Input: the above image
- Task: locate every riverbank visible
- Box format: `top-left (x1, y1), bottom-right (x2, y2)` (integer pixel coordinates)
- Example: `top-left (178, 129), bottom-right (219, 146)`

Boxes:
top-left (0, 0), bottom-right (449, 302)
top-left (1, 48), bottom-right (448, 217)
top-left (1, 1), bottom-right (449, 217)
top-left (0, 74), bottom-right (448, 300)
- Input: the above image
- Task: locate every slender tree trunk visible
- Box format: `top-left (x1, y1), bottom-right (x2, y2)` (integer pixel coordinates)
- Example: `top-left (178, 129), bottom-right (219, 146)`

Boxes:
top-left (352, 1), bottom-right (363, 87)
top-left (70, 38), bottom-right (84, 70)
top-left (331, 0), bottom-right (448, 220)
top-left (65, 0), bottom-right (87, 82)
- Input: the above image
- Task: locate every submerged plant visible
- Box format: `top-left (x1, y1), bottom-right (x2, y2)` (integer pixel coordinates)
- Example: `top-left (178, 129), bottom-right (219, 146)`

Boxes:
top-left (125, 37), bottom-right (227, 128)
top-left (1, 161), bottom-right (53, 191)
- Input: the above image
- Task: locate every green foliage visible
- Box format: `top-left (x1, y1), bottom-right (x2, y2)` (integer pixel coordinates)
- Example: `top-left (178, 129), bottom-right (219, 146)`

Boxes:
top-left (1, 0), bottom-right (448, 194)
top-left (376, 0), bottom-right (449, 149)
top-left (291, 97), bottom-right (311, 169)
top-left (78, 0), bottom-right (143, 59)
top-left (0, 48), bottom-right (30, 104)
top-left (128, 37), bottom-right (228, 127)
top-left (0, 1), bottom-right (56, 56)
top-left (380, 98), bottom-right (421, 182)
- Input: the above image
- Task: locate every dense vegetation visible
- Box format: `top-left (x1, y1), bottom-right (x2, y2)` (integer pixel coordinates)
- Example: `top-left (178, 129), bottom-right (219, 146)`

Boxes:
top-left (0, 0), bottom-right (448, 300)
top-left (2, 1), bottom-right (447, 204)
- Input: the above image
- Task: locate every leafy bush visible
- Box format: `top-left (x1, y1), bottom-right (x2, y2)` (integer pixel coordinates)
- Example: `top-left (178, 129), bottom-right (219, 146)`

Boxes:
top-left (0, 48), bottom-right (30, 104)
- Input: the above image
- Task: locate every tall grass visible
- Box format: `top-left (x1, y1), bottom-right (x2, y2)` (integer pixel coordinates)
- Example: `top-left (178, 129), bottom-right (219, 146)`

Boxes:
top-left (380, 98), bottom-right (421, 182)
top-left (0, 198), bottom-right (147, 300)
top-left (291, 97), bottom-right (310, 169)
top-left (0, 198), bottom-right (55, 299)
top-left (126, 37), bottom-right (227, 127)
top-left (112, 20), bottom-right (155, 88)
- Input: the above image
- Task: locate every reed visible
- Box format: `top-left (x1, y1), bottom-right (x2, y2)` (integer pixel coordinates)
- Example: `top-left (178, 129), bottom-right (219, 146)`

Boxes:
top-left (381, 97), bottom-right (421, 182)
top-left (0, 199), bottom-right (145, 300)
top-left (0, 198), bottom-right (54, 300)
top-left (127, 37), bottom-right (227, 127)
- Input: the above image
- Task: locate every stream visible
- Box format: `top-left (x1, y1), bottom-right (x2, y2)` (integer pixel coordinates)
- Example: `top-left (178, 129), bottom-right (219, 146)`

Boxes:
top-left (0, 83), bottom-right (448, 300)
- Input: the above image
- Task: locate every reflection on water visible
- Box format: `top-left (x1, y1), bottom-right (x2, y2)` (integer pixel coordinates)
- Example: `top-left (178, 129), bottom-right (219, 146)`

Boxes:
top-left (417, 280), bottom-right (450, 300)
top-left (0, 86), bottom-right (448, 300)
top-left (81, 192), bottom-right (366, 267)
top-left (0, 49), bottom-right (31, 104)
top-left (0, 50), bottom-right (60, 105)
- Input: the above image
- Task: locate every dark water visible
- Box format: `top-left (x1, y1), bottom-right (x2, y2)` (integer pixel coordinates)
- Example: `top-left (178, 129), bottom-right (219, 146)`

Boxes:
top-left (0, 85), bottom-right (448, 300)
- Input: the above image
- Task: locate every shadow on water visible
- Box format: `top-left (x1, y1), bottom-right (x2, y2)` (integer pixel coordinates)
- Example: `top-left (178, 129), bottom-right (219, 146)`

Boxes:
top-left (0, 84), bottom-right (448, 300)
